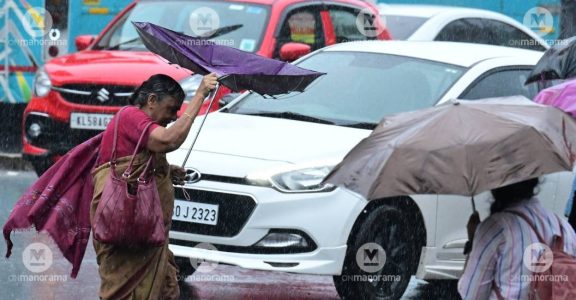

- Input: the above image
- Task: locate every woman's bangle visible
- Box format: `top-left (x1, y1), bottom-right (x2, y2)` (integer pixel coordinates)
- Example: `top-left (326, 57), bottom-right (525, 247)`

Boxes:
top-left (182, 112), bottom-right (193, 120)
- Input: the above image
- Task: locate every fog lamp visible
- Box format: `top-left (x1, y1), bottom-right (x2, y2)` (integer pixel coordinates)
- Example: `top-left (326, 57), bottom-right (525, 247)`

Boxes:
top-left (255, 232), bottom-right (309, 248)
top-left (28, 123), bottom-right (42, 138)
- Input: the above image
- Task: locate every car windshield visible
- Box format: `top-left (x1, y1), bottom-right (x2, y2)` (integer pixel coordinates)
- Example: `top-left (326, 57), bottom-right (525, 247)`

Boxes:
top-left (95, 1), bottom-right (269, 52)
top-left (228, 51), bottom-right (466, 128)
top-left (381, 15), bottom-right (428, 40)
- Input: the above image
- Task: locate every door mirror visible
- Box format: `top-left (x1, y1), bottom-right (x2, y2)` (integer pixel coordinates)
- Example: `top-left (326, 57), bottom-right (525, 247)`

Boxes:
top-left (279, 42), bottom-right (311, 61)
top-left (75, 35), bottom-right (95, 51)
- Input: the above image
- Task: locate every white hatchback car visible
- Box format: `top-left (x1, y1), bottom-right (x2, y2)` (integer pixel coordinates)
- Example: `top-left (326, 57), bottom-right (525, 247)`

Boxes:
top-left (167, 41), bottom-right (570, 299)
top-left (378, 4), bottom-right (549, 52)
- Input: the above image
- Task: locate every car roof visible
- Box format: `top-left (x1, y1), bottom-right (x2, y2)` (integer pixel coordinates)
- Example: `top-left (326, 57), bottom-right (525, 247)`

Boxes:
top-left (321, 41), bottom-right (543, 67)
top-left (141, 0), bottom-right (372, 6)
top-left (378, 4), bottom-right (515, 19)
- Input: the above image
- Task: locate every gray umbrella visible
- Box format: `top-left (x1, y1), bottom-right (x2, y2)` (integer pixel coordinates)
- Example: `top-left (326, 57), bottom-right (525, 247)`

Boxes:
top-left (324, 96), bottom-right (576, 207)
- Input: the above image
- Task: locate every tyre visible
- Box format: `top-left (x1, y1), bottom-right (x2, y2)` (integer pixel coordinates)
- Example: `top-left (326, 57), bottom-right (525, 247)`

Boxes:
top-left (31, 158), bottom-right (53, 177)
top-left (175, 256), bottom-right (196, 282)
top-left (334, 204), bottom-right (420, 300)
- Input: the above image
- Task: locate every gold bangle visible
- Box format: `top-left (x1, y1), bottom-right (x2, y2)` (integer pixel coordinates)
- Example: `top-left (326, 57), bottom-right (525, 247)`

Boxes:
top-left (182, 112), bottom-right (193, 120)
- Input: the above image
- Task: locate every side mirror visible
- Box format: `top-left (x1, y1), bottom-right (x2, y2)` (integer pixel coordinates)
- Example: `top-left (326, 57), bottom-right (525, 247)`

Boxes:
top-left (75, 35), bottom-right (95, 51)
top-left (279, 42), bottom-right (311, 61)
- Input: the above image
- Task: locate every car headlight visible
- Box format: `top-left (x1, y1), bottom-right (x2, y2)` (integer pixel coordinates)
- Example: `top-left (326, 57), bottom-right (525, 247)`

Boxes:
top-left (248, 163), bottom-right (337, 193)
top-left (34, 68), bottom-right (52, 97)
top-left (179, 74), bottom-right (203, 99)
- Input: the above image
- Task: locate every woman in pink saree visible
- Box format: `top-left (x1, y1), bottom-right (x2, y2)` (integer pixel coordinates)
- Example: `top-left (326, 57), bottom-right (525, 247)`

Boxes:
top-left (91, 73), bottom-right (217, 299)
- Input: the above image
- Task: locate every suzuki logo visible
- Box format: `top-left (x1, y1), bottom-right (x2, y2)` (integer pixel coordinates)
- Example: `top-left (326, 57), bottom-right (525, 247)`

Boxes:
top-left (96, 88), bottom-right (110, 102)
top-left (186, 168), bottom-right (202, 184)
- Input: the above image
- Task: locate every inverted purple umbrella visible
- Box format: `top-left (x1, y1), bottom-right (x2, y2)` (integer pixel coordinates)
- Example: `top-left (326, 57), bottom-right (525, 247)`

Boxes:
top-left (133, 22), bottom-right (325, 96)
top-left (133, 22), bottom-right (325, 167)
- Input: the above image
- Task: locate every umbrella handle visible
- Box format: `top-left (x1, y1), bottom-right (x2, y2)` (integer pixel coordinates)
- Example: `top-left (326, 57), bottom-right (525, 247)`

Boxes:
top-left (471, 196), bottom-right (477, 213)
top-left (180, 83), bottom-right (221, 168)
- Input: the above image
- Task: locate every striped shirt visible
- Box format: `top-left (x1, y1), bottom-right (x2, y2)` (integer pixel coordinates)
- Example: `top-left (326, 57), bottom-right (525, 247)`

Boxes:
top-left (458, 198), bottom-right (576, 300)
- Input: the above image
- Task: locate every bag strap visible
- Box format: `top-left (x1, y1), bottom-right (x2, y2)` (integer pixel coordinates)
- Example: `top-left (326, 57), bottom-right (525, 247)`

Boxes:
top-left (122, 122), bottom-right (155, 179)
top-left (110, 106), bottom-right (129, 165)
top-left (553, 215), bottom-right (567, 252)
top-left (505, 210), bottom-right (547, 244)
top-left (491, 281), bottom-right (505, 300)
top-left (506, 210), bottom-right (565, 252)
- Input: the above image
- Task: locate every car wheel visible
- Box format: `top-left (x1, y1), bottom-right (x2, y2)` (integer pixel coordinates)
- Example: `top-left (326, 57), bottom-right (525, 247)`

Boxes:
top-left (31, 159), bottom-right (52, 177)
top-left (175, 256), bottom-right (196, 282)
top-left (333, 204), bottom-right (419, 300)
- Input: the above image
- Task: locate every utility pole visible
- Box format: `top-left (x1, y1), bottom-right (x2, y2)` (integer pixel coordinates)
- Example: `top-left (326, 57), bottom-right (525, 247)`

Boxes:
top-left (560, 0), bottom-right (576, 39)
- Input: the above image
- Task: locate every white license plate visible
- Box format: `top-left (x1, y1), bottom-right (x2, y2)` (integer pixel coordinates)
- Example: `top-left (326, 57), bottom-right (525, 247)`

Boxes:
top-left (70, 113), bottom-right (113, 130)
top-left (173, 199), bottom-right (219, 226)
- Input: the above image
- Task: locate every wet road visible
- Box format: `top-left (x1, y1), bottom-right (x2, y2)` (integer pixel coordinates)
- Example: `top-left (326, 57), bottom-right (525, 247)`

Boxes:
top-left (0, 169), bottom-right (461, 300)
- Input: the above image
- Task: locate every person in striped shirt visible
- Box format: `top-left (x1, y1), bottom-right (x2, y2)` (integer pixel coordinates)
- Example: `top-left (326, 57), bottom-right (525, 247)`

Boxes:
top-left (458, 178), bottom-right (576, 299)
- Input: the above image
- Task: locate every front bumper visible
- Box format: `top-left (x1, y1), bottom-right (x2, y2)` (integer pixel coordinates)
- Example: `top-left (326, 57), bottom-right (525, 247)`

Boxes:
top-left (169, 244), bottom-right (348, 275)
top-left (22, 90), bottom-right (122, 157)
top-left (168, 180), bottom-right (367, 275)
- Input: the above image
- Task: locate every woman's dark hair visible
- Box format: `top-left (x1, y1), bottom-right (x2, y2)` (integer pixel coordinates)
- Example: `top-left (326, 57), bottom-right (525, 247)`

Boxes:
top-left (128, 74), bottom-right (185, 107)
top-left (490, 178), bottom-right (540, 214)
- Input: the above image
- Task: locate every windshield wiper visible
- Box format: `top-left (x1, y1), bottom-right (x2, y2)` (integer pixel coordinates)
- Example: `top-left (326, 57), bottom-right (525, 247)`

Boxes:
top-left (199, 24), bottom-right (243, 39)
top-left (104, 37), bottom-right (141, 50)
top-left (339, 122), bottom-right (378, 129)
top-left (245, 111), bottom-right (336, 125)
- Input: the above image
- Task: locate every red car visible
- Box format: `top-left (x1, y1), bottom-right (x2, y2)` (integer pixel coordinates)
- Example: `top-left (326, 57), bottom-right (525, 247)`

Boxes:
top-left (23, 0), bottom-right (389, 176)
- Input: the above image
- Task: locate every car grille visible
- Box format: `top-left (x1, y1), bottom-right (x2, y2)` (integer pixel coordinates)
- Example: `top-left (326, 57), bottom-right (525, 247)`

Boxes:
top-left (171, 188), bottom-right (257, 237)
top-left (54, 84), bottom-right (135, 106)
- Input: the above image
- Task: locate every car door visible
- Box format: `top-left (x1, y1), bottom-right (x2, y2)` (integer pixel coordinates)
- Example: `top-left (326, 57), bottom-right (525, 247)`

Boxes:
top-left (273, 4), bottom-right (326, 59)
top-left (435, 18), bottom-right (547, 51)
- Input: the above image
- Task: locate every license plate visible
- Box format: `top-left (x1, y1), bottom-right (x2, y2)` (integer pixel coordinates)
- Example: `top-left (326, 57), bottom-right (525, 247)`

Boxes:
top-left (173, 199), bottom-right (219, 226)
top-left (70, 113), bottom-right (113, 130)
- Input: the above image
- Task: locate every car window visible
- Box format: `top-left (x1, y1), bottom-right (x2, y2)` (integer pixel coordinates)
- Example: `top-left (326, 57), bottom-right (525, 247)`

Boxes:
top-left (229, 51), bottom-right (465, 126)
top-left (329, 6), bottom-right (377, 42)
top-left (435, 18), bottom-right (546, 51)
top-left (275, 6), bottom-right (324, 57)
top-left (460, 68), bottom-right (539, 100)
top-left (96, 1), bottom-right (270, 52)
top-left (380, 15), bottom-right (428, 40)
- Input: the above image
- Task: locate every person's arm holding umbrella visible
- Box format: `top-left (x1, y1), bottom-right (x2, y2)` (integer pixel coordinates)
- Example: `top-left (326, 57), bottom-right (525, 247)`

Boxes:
top-left (145, 73), bottom-right (218, 184)
top-left (146, 73), bottom-right (218, 154)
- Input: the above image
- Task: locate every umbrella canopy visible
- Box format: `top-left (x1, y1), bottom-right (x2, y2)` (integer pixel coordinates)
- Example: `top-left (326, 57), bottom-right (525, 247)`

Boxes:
top-left (534, 79), bottom-right (576, 118)
top-left (133, 22), bottom-right (325, 96)
top-left (324, 96), bottom-right (576, 200)
top-left (525, 36), bottom-right (576, 84)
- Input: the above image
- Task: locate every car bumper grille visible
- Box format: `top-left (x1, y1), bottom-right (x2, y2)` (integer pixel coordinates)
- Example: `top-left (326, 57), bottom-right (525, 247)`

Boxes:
top-left (171, 188), bottom-right (257, 237)
top-left (24, 113), bottom-right (101, 154)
